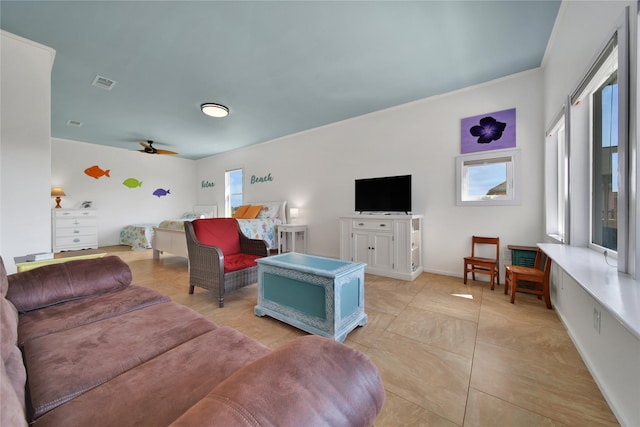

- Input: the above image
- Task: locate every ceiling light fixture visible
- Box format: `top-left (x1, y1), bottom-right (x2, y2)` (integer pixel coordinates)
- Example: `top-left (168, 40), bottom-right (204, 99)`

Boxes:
top-left (201, 103), bottom-right (229, 118)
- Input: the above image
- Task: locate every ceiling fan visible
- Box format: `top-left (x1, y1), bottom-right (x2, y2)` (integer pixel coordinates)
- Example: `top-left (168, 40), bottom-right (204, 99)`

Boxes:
top-left (137, 140), bottom-right (178, 155)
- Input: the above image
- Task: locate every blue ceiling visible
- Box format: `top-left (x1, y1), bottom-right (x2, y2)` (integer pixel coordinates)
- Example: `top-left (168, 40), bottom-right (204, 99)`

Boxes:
top-left (1, 1), bottom-right (561, 159)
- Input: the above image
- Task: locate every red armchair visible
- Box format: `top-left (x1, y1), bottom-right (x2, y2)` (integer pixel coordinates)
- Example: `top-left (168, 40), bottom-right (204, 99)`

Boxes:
top-left (184, 218), bottom-right (268, 307)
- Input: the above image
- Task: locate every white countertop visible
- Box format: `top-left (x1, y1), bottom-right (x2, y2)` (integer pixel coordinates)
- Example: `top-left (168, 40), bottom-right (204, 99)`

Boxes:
top-left (539, 244), bottom-right (640, 340)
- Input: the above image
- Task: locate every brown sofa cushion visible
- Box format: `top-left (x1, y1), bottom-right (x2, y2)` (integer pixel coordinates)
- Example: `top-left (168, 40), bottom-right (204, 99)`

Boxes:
top-left (25, 301), bottom-right (219, 420)
top-left (171, 335), bottom-right (386, 427)
top-left (1, 358), bottom-right (27, 427)
top-left (7, 256), bottom-right (132, 313)
top-left (33, 326), bottom-right (271, 427)
top-left (18, 285), bottom-right (169, 346)
top-left (0, 257), bottom-right (28, 426)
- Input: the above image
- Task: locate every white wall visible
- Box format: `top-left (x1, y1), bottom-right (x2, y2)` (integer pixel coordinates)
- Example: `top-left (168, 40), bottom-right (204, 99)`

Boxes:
top-left (1, 31), bottom-right (55, 274)
top-left (52, 138), bottom-right (198, 246)
top-left (543, 1), bottom-right (632, 126)
top-left (196, 69), bottom-right (545, 278)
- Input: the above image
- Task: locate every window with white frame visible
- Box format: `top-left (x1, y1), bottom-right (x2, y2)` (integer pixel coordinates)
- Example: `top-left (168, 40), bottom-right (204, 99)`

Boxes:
top-left (566, 21), bottom-right (631, 275)
top-left (592, 71), bottom-right (618, 252)
top-left (570, 37), bottom-right (619, 253)
top-left (456, 149), bottom-right (521, 206)
top-left (225, 168), bottom-right (243, 217)
top-left (545, 112), bottom-right (568, 243)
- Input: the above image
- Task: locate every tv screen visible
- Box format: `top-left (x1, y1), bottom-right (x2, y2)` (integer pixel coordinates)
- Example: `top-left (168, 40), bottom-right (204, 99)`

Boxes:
top-left (355, 175), bottom-right (412, 213)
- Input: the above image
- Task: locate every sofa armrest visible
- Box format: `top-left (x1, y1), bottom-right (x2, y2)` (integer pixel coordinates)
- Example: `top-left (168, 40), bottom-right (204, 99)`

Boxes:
top-left (171, 335), bottom-right (385, 427)
top-left (7, 256), bottom-right (132, 313)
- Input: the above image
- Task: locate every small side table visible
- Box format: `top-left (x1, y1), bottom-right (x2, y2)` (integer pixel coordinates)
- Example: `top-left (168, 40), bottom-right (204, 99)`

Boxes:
top-left (278, 224), bottom-right (307, 254)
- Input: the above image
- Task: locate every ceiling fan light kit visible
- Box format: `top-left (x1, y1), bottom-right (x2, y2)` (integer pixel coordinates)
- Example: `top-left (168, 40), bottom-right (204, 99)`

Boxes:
top-left (201, 103), bottom-right (229, 118)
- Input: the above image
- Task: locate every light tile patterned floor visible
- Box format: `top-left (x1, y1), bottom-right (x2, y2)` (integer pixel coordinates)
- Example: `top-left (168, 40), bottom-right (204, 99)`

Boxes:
top-left (106, 246), bottom-right (619, 426)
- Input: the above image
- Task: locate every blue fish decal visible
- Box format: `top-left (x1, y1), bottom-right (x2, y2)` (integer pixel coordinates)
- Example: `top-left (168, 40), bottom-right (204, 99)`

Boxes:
top-left (153, 188), bottom-right (170, 198)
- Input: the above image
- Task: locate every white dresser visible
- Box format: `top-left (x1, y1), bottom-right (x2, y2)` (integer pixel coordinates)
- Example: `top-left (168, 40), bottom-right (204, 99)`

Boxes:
top-left (52, 209), bottom-right (98, 252)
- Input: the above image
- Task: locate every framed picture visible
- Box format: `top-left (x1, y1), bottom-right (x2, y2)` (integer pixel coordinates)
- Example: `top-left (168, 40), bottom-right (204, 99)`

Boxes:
top-left (461, 108), bottom-right (516, 154)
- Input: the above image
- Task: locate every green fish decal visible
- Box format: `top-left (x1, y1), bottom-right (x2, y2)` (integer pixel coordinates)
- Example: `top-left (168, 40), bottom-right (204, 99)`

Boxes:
top-left (123, 178), bottom-right (142, 188)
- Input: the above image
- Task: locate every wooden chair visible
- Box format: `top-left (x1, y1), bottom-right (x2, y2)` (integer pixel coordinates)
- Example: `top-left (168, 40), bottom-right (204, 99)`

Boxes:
top-left (504, 248), bottom-right (552, 309)
top-left (184, 218), bottom-right (268, 307)
top-left (463, 236), bottom-right (500, 290)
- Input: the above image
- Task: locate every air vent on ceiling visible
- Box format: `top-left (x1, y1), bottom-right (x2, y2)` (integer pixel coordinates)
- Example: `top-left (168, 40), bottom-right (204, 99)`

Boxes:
top-left (92, 75), bottom-right (116, 90)
top-left (66, 119), bottom-right (82, 127)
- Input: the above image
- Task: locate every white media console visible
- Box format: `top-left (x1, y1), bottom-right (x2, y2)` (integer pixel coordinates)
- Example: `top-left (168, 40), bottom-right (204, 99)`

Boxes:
top-left (339, 214), bottom-right (423, 281)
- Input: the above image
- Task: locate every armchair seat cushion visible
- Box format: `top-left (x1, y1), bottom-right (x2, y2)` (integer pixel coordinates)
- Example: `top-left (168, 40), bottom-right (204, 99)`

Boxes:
top-left (224, 254), bottom-right (261, 273)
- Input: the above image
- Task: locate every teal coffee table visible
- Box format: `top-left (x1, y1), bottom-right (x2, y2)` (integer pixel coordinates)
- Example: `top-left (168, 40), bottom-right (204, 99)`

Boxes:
top-left (255, 253), bottom-right (367, 342)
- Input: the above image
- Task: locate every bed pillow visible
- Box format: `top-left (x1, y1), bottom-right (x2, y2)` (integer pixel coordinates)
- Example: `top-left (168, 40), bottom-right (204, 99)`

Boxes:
top-left (243, 205), bottom-right (263, 219)
top-left (256, 202), bottom-right (281, 220)
top-left (232, 205), bottom-right (251, 219)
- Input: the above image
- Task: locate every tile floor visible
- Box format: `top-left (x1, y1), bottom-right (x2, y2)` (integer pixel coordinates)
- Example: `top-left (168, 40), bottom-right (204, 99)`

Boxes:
top-left (106, 246), bottom-right (619, 426)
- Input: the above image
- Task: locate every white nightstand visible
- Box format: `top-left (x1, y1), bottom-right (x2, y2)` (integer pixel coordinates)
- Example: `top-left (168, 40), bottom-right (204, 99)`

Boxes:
top-left (278, 224), bottom-right (307, 254)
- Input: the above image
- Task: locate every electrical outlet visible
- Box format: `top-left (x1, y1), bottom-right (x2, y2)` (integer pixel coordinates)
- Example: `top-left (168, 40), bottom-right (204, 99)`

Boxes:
top-left (593, 307), bottom-right (601, 334)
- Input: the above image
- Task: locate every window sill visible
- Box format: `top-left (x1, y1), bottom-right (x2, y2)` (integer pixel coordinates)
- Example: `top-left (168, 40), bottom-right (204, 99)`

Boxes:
top-left (545, 234), bottom-right (565, 244)
top-left (539, 243), bottom-right (640, 340)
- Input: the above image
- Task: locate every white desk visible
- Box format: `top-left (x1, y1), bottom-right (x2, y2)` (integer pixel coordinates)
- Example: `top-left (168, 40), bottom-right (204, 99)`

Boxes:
top-left (278, 224), bottom-right (307, 254)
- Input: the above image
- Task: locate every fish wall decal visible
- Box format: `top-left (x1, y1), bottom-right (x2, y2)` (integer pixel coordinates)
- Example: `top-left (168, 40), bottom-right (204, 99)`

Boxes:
top-left (153, 188), bottom-right (170, 197)
top-left (84, 165), bottom-right (110, 179)
top-left (123, 178), bottom-right (143, 188)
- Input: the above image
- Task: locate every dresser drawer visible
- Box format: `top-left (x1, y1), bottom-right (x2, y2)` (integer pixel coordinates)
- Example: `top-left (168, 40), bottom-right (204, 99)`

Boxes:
top-left (54, 209), bottom-right (96, 219)
top-left (55, 226), bottom-right (97, 238)
top-left (55, 218), bottom-right (97, 228)
top-left (55, 235), bottom-right (98, 247)
top-left (352, 219), bottom-right (392, 230)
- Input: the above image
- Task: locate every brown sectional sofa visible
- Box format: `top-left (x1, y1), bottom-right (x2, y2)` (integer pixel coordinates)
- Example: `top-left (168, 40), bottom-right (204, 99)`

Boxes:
top-left (1, 256), bottom-right (385, 426)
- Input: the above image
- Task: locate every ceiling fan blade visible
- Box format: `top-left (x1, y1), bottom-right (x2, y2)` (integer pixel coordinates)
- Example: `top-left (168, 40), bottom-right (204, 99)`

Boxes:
top-left (135, 140), bottom-right (176, 154)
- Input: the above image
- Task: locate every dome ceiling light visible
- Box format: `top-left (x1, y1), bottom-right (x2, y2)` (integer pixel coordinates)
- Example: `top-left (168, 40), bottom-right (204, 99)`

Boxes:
top-left (201, 103), bottom-right (229, 118)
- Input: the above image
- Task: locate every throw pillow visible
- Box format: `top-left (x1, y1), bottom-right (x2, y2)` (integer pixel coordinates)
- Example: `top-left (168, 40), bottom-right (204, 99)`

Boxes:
top-left (243, 205), bottom-right (263, 219)
top-left (232, 205), bottom-right (251, 218)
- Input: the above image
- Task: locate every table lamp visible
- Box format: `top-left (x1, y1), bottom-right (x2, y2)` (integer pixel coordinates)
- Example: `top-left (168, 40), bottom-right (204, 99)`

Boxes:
top-left (290, 207), bottom-right (299, 223)
top-left (51, 187), bottom-right (66, 208)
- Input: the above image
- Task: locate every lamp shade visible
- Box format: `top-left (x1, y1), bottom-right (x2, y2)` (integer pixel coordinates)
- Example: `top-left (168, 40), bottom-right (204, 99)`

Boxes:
top-left (51, 187), bottom-right (66, 197)
top-left (289, 207), bottom-right (299, 223)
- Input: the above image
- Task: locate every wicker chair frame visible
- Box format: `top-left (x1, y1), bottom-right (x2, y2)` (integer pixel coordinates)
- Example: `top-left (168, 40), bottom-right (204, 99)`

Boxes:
top-left (184, 220), bottom-right (269, 307)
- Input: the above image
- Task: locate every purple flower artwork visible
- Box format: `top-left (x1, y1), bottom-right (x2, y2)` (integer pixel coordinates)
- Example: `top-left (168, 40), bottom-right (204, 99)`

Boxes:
top-left (461, 108), bottom-right (516, 154)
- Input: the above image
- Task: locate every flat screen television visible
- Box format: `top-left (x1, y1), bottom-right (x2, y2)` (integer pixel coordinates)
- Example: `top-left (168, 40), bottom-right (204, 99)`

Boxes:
top-left (355, 174), bottom-right (412, 213)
